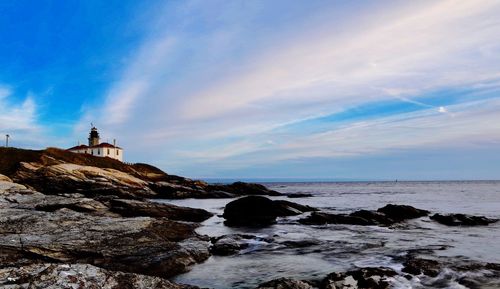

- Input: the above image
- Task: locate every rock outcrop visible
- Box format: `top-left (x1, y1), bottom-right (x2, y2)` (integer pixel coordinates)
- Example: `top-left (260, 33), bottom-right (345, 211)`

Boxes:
top-left (299, 204), bottom-right (430, 226)
top-left (430, 213), bottom-right (498, 226)
top-left (109, 198), bottom-right (213, 222)
top-left (0, 263), bottom-right (200, 289)
top-left (1, 147), bottom-right (282, 200)
top-left (209, 182), bottom-right (282, 197)
top-left (14, 162), bottom-right (157, 199)
top-left (321, 267), bottom-right (397, 289)
top-left (376, 204), bottom-right (429, 221)
top-left (286, 193), bottom-right (314, 198)
top-left (0, 173), bottom-right (212, 288)
top-left (0, 147), bottom-right (289, 287)
top-left (223, 196), bottom-right (317, 226)
top-left (256, 278), bottom-right (314, 289)
top-left (401, 257), bottom-right (441, 277)
top-left (0, 207), bottom-right (210, 278)
top-left (210, 235), bottom-right (251, 256)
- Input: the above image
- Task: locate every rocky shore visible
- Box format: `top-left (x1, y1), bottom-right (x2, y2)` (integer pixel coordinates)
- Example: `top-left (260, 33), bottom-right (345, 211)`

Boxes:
top-left (1, 147), bottom-right (498, 288)
top-left (0, 147), bottom-right (281, 288)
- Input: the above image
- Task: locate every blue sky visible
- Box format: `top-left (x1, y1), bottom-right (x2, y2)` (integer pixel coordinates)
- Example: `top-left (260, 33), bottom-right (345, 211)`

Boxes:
top-left (1, 0), bottom-right (500, 180)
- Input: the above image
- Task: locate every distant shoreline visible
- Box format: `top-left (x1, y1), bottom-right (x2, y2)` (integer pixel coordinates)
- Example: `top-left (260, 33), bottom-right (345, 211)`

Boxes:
top-left (201, 178), bottom-right (500, 184)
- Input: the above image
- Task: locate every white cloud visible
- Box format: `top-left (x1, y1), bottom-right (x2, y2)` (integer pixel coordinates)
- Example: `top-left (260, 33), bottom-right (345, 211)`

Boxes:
top-left (177, 0), bottom-right (500, 120)
top-left (273, 98), bottom-right (500, 160)
top-left (0, 87), bottom-right (44, 147)
top-left (80, 0), bottom-right (500, 173)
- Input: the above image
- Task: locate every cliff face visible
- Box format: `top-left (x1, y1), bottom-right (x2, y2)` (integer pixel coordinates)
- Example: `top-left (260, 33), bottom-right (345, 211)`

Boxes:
top-left (0, 147), bottom-right (280, 288)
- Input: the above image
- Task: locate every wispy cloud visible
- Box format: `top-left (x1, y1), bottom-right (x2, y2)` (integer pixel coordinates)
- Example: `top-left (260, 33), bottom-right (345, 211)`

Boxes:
top-left (0, 86), bottom-right (45, 148)
top-left (77, 0), bottom-right (500, 176)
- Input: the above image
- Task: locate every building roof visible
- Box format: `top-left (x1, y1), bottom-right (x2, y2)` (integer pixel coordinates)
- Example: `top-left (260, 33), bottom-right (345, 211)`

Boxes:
top-left (68, 144), bottom-right (89, 150)
top-left (91, 142), bottom-right (122, 149)
top-left (67, 142), bottom-right (122, 151)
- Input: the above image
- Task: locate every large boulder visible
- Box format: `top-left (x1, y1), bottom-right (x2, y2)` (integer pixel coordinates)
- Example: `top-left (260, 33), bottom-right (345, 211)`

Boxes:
top-left (223, 196), bottom-right (316, 227)
top-left (430, 213), bottom-right (498, 226)
top-left (0, 263), bottom-right (199, 289)
top-left (224, 196), bottom-right (277, 226)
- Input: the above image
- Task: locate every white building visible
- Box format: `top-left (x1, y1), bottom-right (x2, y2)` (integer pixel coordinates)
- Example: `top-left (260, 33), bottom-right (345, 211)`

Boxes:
top-left (68, 126), bottom-right (123, 161)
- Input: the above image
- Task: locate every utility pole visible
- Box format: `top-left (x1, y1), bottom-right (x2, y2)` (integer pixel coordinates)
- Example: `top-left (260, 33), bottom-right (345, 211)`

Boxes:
top-left (5, 134), bottom-right (9, 147)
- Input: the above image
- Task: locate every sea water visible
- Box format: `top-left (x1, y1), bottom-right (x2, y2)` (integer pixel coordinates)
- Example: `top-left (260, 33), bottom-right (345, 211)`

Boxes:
top-left (158, 181), bottom-right (500, 289)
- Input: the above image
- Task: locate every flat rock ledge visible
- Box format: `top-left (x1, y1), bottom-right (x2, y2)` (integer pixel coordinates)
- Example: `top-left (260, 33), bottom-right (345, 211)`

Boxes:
top-left (0, 176), bottom-right (211, 288)
top-left (0, 208), bottom-right (210, 278)
top-left (0, 263), bottom-right (200, 289)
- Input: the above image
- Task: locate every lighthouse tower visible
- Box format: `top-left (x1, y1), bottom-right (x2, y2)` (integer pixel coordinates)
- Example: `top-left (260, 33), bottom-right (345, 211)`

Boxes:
top-left (88, 126), bottom-right (100, 146)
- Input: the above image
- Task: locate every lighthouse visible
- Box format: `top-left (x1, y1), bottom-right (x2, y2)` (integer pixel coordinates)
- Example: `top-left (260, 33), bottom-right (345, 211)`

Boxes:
top-left (88, 126), bottom-right (100, 146)
top-left (68, 125), bottom-right (124, 161)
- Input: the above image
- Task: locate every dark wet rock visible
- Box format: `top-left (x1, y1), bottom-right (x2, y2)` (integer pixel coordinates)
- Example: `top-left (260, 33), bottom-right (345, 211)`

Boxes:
top-left (274, 200), bottom-right (318, 216)
top-left (349, 210), bottom-right (394, 225)
top-left (109, 198), bottom-right (213, 222)
top-left (458, 276), bottom-right (482, 289)
top-left (223, 196), bottom-right (278, 226)
top-left (281, 239), bottom-right (320, 248)
top-left (485, 263), bottom-right (500, 271)
top-left (0, 263), bottom-right (199, 289)
top-left (299, 212), bottom-right (376, 226)
top-left (0, 208), bottom-right (210, 278)
top-left (152, 181), bottom-right (282, 199)
top-left (402, 257), bottom-right (441, 277)
top-left (210, 181), bottom-right (282, 197)
top-left (430, 213), bottom-right (498, 226)
top-left (299, 204), bottom-right (430, 226)
top-left (210, 235), bottom-right (252, 256)
top-left (256, 277), bottom-right (314, 289)
top-left (321, 267), bottom-right (397, 289)
top-left (286, 193), bottom-right (314, 198)
top-left (376, 204), bottom-right (429, 221)
top-left (223, 196), bottom-right (317, 227)
top-left (150, 181), bottom-right (236, 199)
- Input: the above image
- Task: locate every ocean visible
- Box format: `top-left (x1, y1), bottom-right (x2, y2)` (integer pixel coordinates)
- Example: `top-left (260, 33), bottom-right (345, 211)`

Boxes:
top-left (159, 181), bottom-right (500, 289)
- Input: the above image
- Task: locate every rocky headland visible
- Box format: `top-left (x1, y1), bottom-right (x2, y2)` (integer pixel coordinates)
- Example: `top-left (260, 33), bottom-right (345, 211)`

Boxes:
top-left (1, 147), bottom-right (498, 288)
top-left (0, 147), bottom-right (281, 288)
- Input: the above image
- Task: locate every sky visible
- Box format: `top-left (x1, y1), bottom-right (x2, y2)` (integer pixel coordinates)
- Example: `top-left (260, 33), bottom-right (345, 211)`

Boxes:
top-left (1, 0), bottom-right (500, 180)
